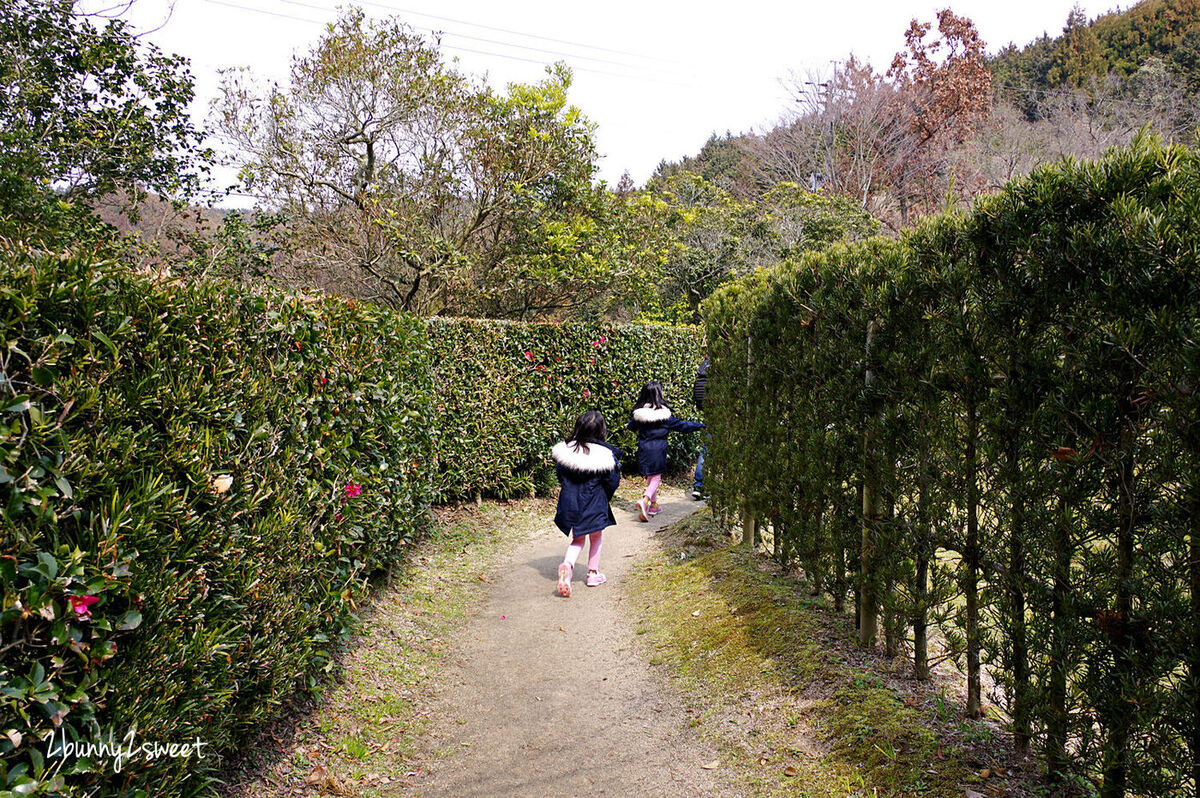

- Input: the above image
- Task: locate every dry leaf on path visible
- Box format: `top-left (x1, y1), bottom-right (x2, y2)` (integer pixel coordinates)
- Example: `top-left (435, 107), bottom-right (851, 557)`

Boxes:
top-left (784, 765), bottom-right (798, 777)
top-left (701, 760), bottom-right (719, 769)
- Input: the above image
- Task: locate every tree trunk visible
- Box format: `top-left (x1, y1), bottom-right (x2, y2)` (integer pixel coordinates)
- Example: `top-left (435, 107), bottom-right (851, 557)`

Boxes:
top-left (742, 506), bottom-right (756, 548)
top-left (914, 432), bottom-right (932, 680)
top-left (1190, 469), bottom-right (1200, 798)
top-left (859, 320), bottom-right (882, 649)
top-left (1006, 432), bottom-right (1031, 755)
top-left (1047, 495), bottom-right (1072, 786)
top-left (1101, 419), bottom-right (1137, 798)
top-left (964, 394), bottom-right (982, 718)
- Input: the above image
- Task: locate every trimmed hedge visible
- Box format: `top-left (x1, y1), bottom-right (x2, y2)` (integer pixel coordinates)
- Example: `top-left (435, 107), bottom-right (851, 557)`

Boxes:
top-left (1, 248), bottom-right (705, 796)
top-left (428, 317), bottom-right (705, 501)
top-left (1, 247), bottom-right (434, 796)
top-left (701, 137), bottom-right (1200, 793)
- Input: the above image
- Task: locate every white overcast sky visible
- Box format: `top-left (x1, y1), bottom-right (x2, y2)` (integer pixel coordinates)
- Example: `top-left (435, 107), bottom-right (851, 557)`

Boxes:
top-left (91, 0), bottom-right (1123, 202)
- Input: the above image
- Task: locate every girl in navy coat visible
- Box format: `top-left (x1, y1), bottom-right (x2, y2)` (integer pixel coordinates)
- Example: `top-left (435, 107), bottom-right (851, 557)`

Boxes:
top-left (552, 410), bottom-right (621, 598)
top-left (627, 382), bottom-right (704, 522)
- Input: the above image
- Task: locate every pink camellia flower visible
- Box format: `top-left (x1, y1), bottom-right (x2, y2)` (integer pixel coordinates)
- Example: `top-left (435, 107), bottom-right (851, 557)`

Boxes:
top-left (344, 483), bottom-right (362, 498)
top-left (523, 351), bottom-right (534, 360)
top-left (600, 335), bottom-right (608, 344)
top-left (583, 389), bottom-right (591, 398)
top-left (69, 595), bottom-right (100, 620)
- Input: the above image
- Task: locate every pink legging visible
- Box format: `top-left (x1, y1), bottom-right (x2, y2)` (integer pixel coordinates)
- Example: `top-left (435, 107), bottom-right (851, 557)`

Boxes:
top-left (643, 474), bottom-right (662, 504)
top-left (564, 530), bottom-right (603, 572)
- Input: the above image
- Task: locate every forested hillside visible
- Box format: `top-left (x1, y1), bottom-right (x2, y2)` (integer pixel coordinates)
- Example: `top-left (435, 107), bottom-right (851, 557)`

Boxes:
top-left (656, 0), bottom-right (1200, 231)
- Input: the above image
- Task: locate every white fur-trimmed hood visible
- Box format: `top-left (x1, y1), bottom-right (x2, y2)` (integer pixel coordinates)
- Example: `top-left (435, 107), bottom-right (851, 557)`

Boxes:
top-left (631, 405), bottom-right (672, 424)
top-left (552, 441), bottom-right (616, 473)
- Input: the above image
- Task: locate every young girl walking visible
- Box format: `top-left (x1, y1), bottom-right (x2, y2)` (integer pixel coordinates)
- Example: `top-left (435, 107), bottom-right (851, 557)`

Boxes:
top-left (552, 410), bottom-right (621, 598)
top-left (627, 381), bottom-right (704, 522)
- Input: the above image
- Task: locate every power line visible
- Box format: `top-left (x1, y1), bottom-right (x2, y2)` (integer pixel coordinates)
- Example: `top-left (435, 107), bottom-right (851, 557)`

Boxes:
top-left (275, 0), bottom-right (686, 77)
top-left (993, 80), bottom-right (1188, 112)
top-left (200, 0), bottom-right (690, 87)
top-left (331, 0), bottom-right (681, 66)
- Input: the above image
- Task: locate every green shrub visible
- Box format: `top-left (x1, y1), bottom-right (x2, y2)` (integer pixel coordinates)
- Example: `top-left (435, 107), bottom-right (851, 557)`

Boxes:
top-left (427, 318), bottom-right (705, 501)
top-left (0, 246), bottom-right (704, 796)
top-left (701, 136), bottom-right (1200, 793)
top-left (0, 246), bottom-right (433, 796)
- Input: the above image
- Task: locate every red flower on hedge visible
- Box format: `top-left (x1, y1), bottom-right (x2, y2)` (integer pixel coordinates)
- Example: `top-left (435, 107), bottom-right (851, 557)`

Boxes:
top-left (583, 389), bottom-right (591, 398)
top-left (523, 351), bottom-right (534, 360)
top-left (69, 595), bottom-right (100, 619)
top-left (344, 483), bottom-right (362, 498)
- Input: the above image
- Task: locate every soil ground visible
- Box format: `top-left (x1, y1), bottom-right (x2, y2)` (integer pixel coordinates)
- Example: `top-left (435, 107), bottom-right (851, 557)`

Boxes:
top-left (398, 485), bottom-right (736, 797)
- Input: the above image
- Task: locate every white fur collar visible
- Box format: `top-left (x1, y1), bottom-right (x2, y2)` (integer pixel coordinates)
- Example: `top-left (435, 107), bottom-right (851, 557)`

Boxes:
top-left (552, 441), bottom-right (616, 473)
top-left (632, 405), bottom-right (672, 423)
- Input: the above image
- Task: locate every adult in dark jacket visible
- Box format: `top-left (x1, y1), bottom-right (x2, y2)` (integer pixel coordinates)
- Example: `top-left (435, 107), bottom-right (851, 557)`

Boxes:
top-left (553, 410), bottom-right (621, 597)
top-left (692, 357), bottom-right (709, 499)
top-left (627, 381), bottom-right (704, 522)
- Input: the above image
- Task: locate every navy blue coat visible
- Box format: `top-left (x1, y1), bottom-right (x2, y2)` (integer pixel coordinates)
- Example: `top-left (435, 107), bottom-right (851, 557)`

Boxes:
top-left (552, 440), bottom-right (622, 537)
top-left (627, 405), bottom-right (704, 476)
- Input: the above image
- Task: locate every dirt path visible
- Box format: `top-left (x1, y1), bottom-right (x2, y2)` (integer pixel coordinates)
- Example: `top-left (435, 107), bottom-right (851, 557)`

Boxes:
top-left (402, 487), bottom-right (734, 797)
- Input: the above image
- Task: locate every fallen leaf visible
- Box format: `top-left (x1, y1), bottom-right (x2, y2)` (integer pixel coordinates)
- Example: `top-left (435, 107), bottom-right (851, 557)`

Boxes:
top-left (980, 768), bottom-right (991, 779)
top-left (477, 574), bottom-right (492, 583)
top-left (211, 474), bottom-right (233, 494)
top-left (691, 610), bottom-right (701, 617)
top-left (701, 760), bottom-right (719, 770)
top-left (784, 765), bottom-right (798, 777)
top-left (304, 765), bottom-right (329, 785)
top-left (937, 746), bottom-right (945, 760)
top-left (558, 626), bottom-right (567, 632)
top-left (756, 756), bottom-right (769, 765)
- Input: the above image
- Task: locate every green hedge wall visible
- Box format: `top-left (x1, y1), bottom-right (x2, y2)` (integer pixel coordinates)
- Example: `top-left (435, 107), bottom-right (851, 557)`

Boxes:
top-left (1, 248), bottom-right (434, 796)
top-left (0, 249), bottom-right (704, 796)
top-left (701, 137), bottom-right (1200, 794)
top-left (427, 317), bottom-right (705, 501)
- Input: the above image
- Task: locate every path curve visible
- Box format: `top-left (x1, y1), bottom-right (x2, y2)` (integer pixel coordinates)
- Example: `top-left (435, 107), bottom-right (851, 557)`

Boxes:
top-left (404, 488), bottom-right (733, 797)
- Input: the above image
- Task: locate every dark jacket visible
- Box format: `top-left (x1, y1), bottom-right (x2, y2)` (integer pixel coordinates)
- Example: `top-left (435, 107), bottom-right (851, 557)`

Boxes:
top-left (552, 440), bottom-right (622, 537)
top-left (627, 405), bottom-right (704, 476)
top-left (693, 357), bottom-right (709, 411)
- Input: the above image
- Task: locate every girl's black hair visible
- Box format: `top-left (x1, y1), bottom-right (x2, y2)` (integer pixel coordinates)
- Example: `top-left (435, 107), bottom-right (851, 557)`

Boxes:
top-left (635, 381), bottom-right (669, 410)
top-left (569, 410), bottom-right (607, 453)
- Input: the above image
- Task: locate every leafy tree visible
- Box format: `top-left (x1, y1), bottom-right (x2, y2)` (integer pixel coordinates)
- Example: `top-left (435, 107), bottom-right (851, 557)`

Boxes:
top-left (218, 10), bottom-right (654, 319)
top-left (0, 0), bottom-right (208, 244)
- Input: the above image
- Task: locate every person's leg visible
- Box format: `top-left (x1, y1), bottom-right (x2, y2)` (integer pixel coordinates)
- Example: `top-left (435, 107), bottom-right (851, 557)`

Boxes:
top-left (586, 530), bottom-right (603, 572)
top-left (585, 530), bottom-right (606, 586)
top-left (558, 534), bottom-right (585, 597)
top-left (646, 474), bottom-right (662, 504)
top-left (693, 443), bottom-right (706, 498)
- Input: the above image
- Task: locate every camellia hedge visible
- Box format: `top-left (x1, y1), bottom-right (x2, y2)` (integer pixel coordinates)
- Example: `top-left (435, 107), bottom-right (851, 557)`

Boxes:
top-left (702, 136), bottom-right (1200, 795)
top-left (0, 246), bottom-right (434, 796)
top-left (1, 246), bottom-right (704, 796)
top-left (427, 317), bottom-right (705, 502)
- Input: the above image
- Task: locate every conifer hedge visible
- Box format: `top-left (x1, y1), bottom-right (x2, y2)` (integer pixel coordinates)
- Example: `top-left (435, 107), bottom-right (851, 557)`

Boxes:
top-left (701, 136), bottom-right (1200, 794)
top-left (0, 247), bottom-right (704, 796)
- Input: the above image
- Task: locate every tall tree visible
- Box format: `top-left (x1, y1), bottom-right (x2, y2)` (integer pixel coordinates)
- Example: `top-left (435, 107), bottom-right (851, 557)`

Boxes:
top-left (0, 0), bottom-right (208, 242)
top-left (217, 10), bottom-right (649, 318)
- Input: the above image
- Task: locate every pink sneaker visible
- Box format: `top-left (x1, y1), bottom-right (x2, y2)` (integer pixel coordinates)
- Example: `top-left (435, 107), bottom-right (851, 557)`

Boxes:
top-left (586, 571), bottom-right (607, 587)
top-left (636, 498), bottom-right (649, 522)
top-left (648, 503), bottom-right (661, 517)
top-left (557, 563), bottom-right (572, 598)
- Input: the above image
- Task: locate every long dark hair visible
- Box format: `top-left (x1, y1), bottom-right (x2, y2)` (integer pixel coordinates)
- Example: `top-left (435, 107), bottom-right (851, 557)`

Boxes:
top-left (635, 381), bottom-right (669, 410)
top-left (568, 410), bottom-right (607, 453)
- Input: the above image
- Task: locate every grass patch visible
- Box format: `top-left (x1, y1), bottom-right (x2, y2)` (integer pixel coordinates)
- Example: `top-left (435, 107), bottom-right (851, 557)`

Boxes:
top-left (222, 498), bottom-right (551, 796)
top-left (626, 509), bottom-right (1027, 796)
